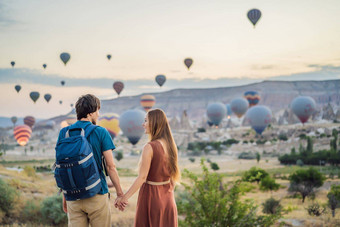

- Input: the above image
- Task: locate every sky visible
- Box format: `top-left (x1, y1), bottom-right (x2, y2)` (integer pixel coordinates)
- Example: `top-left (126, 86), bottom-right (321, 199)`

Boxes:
top-left (1, 0), bottom-right (340, 119)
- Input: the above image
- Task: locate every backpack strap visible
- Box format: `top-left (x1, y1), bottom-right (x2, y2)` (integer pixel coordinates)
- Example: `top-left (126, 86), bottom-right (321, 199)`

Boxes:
top-left (84, 124), bottom-right (98, 138)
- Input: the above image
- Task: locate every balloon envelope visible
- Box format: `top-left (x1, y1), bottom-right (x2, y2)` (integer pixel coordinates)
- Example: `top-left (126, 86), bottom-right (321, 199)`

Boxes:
top-left (59, 100), bottom-right (63, 105)
top-left (11, 61), bottom-right (15, 67)
top-left (98, 113), bottom-right (120, 139)
top-left (60, 52), bottom-right (71, 65)
top-left (244, 91), bottom-right (260, 107)
top-left (119, 109), bottom-right (145, 145)
top-left (207, 103), bottom-right (227, 126)
top-left (43, 64), bottom-right (47, 69)
top-left (44, 94), bottom-right (52, 103)
top-left (184, 58), bottom-right (193, 69)
top-left (155, 75), bottom-right (166, 87)
top-left (113, 81), bottom-right (124, 95)
top-left (291, 96), bottom-right (316, 124)
top-left (61, 81), bottom-right (65, 86)
top-left (29, 92), bottom-right (40, 103)
top-left (247, 9), bottom-right (261, 27)
top-left (107, 54), bottom-right (111, 60)
top-left (24, 116), bottom-right (35, 128)
top-left (14, 125), bottom-right (32, 146)
top-left (15, 85), bottom-right (21, 93)
top-left (231, 98), bottom-right (249, 118)
top-left (11, 116), bottom-right (17, 125)
top-left (245, 105), bottom-right (272, 135)
top-left (140, 95), bottom-right (156, 111)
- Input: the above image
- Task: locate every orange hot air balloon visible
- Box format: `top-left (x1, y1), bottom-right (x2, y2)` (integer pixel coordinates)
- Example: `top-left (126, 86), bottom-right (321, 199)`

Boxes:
top-left (14, 125), bottom-right (32, 146)
top-left (140, 95), bottom-right (156, 111)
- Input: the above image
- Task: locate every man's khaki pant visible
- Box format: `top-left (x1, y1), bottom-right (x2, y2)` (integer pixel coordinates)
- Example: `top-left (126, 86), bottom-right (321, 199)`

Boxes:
top-left (67, 194), bottom-right (111, 227)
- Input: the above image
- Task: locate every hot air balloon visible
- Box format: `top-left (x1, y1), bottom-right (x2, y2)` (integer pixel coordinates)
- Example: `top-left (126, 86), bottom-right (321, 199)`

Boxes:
top-left (59, 100), bottom-right (63, 105)
top-left (98, 113), bottom-right (120, 139)
top-left (155, 75), bottom-right (166, 87)
top-left (119, 109), bottom-right (145, 145)
top-left (245, 105), bottom-right (272, 135)
top-left (107, 54), bottom-right (111, 60)
top-left (70, 104), bottom-right (74, 108)
top-left (184, 58), bottom-right (193, 70)
top-left (207, 103), bottom-right (227, 126)
top-left (207, 120), bottom-right (214, 127)
top-left (226, 104), bottom-right (232, 119)
top-left (15, 85), bottom-right (21, 93)
top-left (113, 81), bottom-right (124, 96)
top-left (65, 114), bottom-right (77, 125)
top-left (60, 52), bottom-right (71, 65)
top-left (230, 98), bottom-right (249, 118)
top-left (61, 81), bottom-right (65, 86)
top-left (244, 91), bottom-right (260, 107)
top-left (10, 61), bottom-right (15, 67)
top-left (13, 125), bottom-right (32, 146)
top-left (29, 92), bottom-right (40, 103)
top-left (43, 64), bottom-right (47, 69)
top-left (24, 116), bottom-right (35, 128)
top-left (247, 9), bottom-right (261, 27)
top-left (11, 116), bottom-right (17, 125)
top-left (140, 95), bottom-right (156, 111)
top-left (44, 94), bottom-right (52, 103)
top-left (291, 96), bottom-right (316, 124)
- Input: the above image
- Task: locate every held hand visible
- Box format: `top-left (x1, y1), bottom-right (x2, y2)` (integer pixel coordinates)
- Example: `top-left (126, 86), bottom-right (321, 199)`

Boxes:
top-left (115, 196), bottom-right (128, 211)
top-left (63, 196), bottom-right (67, 213)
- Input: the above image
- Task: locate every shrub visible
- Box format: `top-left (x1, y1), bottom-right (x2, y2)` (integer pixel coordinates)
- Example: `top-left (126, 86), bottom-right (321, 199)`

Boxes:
top-left (115, 151), bottom-right (123, 161)
top-left (278, 134), bottom-right (288, 141)
top-left (222, 139), bottom-right (239, 146)
top-left (0, 179), bottom-right (19, 219)
top-left (296, 159), bottom-right (304, 167)
top-left (197, 128), bottom-right (206, 133)
top-left (23, 165), bottom-right (37, 178)
top-left (210, 162), bottom-right (219, 171)
top-left (40, 194), bottom-right (67, 225)
top-left (260, 176), bottom-right (280, 192)
top-left (177, 159), bottom-right (281, 227)
top-left (20, 199), bottom-right (42, 223)
top-left (328, 184), bottom-right (340, 217)
top-left (238, 152), bottom-right (256, 160)
top-left (306, 203), bottom-right (326, 216)
top-left (188, 157), bottom-right (195, 163)
top-left (262, 197), bottom-right (282, 215)
top-left (242, 167), bottom-right (269, 184)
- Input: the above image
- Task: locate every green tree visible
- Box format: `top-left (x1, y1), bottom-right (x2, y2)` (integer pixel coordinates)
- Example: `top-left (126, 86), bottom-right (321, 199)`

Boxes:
top-left (242, 167), bottom-right (269, 184)
top-left (177, 159), bottom-right (281, 227)
top-left (210, 162), bottom-right (219, 171)
top-left (306, 137), bottom-right (313, 154)
top-left (260, 176), bottom-right (280, 192)
top-left (256, 152), bottom-right (261, 163)
top-left (291, 147), bottom-right (296, 155)
top-left (289, 168), bottom-right (325, 203)
top-left (115, 151), bottom-right (123, 161)
top-left (30, 146), bottom-right (34, 152)
top-left (328, 184), bottom-right (340, 217)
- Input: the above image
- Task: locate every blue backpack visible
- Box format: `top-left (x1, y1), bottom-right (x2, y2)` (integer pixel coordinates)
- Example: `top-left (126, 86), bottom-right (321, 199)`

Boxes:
top-left (54, 124), bottom-right (102, 201)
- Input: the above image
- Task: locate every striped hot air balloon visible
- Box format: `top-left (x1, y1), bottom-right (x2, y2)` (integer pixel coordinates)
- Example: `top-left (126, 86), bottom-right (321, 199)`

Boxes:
top-left (98, 113), bottom-right (120, 139)
top-left (13, 125), bottom-right (32, 146)
top-left (140, 95), bottom-right (156, 112)
top-left (244, 91), bottom-right (260, 107)
top-left (24, 116), bottom-right (35, 128)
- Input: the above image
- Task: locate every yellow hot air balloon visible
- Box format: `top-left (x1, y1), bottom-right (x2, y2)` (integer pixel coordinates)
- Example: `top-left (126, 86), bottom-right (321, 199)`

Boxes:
top-left (98, 113), bottom-right (120, 139)
top-left (13, 125), bottom-right (32, 146)
top-left (140, 95), bottom-right (156, 112)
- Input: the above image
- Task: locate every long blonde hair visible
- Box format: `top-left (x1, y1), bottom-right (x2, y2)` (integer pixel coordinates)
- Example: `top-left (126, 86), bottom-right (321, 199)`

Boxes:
top-left (147, 109), bottom-right (180, 183)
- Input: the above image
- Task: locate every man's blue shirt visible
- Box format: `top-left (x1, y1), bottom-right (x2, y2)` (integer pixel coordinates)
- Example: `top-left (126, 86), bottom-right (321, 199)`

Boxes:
top-left (57, 120), bottom-right (115, 195)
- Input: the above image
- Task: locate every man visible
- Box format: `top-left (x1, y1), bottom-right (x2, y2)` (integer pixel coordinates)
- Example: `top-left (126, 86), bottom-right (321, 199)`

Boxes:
top-left (57, 94), bottom-right (124, 227)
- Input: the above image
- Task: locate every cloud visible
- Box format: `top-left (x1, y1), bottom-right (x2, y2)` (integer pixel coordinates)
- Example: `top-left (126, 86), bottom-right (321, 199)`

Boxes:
top-left (250, 64), bottom-right (277, 70)
top-left (0, 3), bottom-right (17, 29)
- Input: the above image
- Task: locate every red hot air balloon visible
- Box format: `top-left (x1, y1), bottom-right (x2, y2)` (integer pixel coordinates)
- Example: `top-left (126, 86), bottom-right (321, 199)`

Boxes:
top-left (13, 125), bottom-right (32, 146)
top-left (24, 116), bottom-right (35, 128)
top-left (113, 81), bottom-right (124, 96)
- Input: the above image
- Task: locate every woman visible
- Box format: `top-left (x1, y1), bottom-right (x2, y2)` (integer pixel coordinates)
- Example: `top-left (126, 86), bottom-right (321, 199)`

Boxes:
top-left (115, 108), bottom-right (180, 227)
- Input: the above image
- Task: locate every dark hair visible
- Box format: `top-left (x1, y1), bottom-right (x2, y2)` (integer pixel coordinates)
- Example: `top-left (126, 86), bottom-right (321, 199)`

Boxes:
top-left (75, 94), bottom-right (101, 120)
